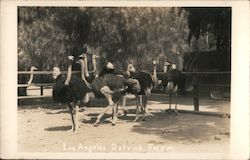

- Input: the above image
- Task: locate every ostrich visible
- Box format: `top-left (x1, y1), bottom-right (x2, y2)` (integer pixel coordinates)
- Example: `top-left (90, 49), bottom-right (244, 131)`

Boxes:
top-left (77, 57), bottom-right (141, 126)
top-left (18, 66), bottom-right (38, 96)
top-left (125, 63), bottom-right (154, 120)
top-left (52, 56), bottom-right (89, 133)
top-left (162, 64), bottom-right (185, 115)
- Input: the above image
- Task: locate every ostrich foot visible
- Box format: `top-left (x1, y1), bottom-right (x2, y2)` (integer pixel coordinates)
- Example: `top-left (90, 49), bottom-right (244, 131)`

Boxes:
top-left (73, 129), bottom-right (80, 134)
top-left (93, 119), bottom-right (101, 127)
top-left (145, 112), bottom-right (153, 116)
top-left (106, 117), bottom-right (124, 123)
top-left (133, 117), bottom-right (139, 122)
top-left (174, 110), bottom-right (179, 115)
top-left (66, 126), bottom-right (75, 133)
top-left (165, 109), bottom-right (171, 114)
top-left (123, 109), bottom-right (128, 116)
top-left (141, 117), bottom-right (146, 121)
top-left (117, 110), bottom-right (127, 117)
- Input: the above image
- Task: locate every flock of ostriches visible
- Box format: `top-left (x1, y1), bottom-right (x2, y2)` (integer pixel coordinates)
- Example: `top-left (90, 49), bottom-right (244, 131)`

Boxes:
top-left (20, 54), bottom-right (185, 133)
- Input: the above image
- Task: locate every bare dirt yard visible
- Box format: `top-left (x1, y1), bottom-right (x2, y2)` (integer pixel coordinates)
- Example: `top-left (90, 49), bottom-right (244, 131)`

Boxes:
top-left (18, 93), bottom-right (230, 153)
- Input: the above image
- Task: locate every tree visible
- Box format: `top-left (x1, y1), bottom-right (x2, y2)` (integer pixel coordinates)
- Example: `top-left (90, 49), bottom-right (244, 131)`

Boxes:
top-left (18, 7), bottom-right (191, 71)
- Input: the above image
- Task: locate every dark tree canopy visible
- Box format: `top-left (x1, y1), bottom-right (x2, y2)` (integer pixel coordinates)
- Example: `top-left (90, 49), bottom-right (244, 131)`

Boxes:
top-left (18, 7), bottom-right (231, 72)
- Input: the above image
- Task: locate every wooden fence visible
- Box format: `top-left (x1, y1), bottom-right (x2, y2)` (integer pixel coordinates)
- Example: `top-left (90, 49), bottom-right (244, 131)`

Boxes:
top-left (18, 71), bottom-right (231, 112)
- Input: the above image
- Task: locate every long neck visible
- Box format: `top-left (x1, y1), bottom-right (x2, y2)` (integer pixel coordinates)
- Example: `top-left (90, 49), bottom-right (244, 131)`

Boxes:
top-left (153, 64), bottom-right (157, 78)
top-left (64, 63), bottom-right (72, 85)
top-left (92, 55), bottom-right (98, 77)
top-left (152, 64), bottom-right (158, 86)
top-left (84, 56), bottom-right (89, 77)
top-left (27, 68), bottom-right (35, 85)
top-left (163, 65), bottom-right (167, 73)
top-left (126, 65), bottom-right (132, 77)
top-left (80, 60), bottom-right (91, 89)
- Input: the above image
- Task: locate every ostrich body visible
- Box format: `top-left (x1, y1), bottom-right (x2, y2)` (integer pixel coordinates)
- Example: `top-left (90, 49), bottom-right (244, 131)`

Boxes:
top-left (52, 56), bottom-right (89, 133)
top-left (18, 66), bottom-right (38, 96)
top-left (162, 64), bottom-right (185, 115)
top-left (77, 58), bottom-right (141, 126)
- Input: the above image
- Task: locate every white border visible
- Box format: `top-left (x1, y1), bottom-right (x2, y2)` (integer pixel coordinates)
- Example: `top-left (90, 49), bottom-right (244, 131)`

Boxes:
top-left (1, 0), bottom-right (249, 159)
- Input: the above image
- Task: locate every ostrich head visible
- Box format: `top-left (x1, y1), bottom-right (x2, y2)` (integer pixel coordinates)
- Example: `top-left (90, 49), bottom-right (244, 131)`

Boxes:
top-left (30, 66), bottom-right (38, 71)
top-left (171, 64), bottom-right (177, 69)
top-left (127, 63), bottom-right (136, 73)
top-left (77, 54), bottom-right (87, 66)
top-left (106, 61), bottom-right (114, 70)
top-left (92, 54), bottom-right (99, 59)
top-left (52, 67), bottom-right (61, 79)
top-left (78, 54), bottom-right (87, 60)
top-left (152, 60), bottom-right (157, 66)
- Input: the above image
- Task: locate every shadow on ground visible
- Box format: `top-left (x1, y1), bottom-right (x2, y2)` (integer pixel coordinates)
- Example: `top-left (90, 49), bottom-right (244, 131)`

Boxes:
top-left (45, 125), bottom-right (72, 131)
top-left (130, 111), bottom-right (230, 144)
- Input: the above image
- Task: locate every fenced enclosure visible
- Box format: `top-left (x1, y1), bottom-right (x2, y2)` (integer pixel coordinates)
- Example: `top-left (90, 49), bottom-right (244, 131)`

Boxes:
top-left (18, 70), bottom-right (231, 112)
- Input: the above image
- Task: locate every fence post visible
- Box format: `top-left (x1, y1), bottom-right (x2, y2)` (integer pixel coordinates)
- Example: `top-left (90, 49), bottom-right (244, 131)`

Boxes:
top-left (40, 86), bottom-right (44, 96)
top-left (194, 84), bottom-right (199, 111)
top-left (193, 71), bottom-right (199, 111)
top-left (40, 74), bottom-right (44, 96)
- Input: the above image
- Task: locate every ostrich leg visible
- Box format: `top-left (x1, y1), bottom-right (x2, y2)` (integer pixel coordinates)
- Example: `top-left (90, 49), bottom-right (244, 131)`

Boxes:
top-left (120, 95), bottom-right (128, 116)
top-left (74, 100), bottom-right (80, 133)
top-left (111, 103), bottom-right (118, 126)
top-left (93, 86), bottom-right (115, 126)
top-left (133, 94), bottom-right (140, 122)
top-left (173, 92), bottom-right (178, 115)
top-left (141, 95), bottom-right (148, 120)
top-left (93, 105), bottom-right (112, 126)
top-left (166, 93), bottom-right (172, 114)
top-left (67, 103), bottom-right (76, 132)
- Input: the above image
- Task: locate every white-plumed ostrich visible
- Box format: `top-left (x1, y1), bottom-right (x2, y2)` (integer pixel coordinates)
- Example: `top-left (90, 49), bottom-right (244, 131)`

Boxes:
top-left (162, 64), bottom-right (185, 115)
top-left (52, 56), bottom-right (89, 133)
top-left (18, 66), bottom-right (38, 96)
top-left (77, 57), bottom-right (141, 126)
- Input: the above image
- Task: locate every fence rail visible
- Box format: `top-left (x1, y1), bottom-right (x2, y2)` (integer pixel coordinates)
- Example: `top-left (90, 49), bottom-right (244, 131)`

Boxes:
top-left (18, 70), bottom-right (231, 112)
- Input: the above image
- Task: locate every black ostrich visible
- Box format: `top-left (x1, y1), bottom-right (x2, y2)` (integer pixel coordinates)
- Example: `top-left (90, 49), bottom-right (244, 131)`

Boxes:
top-left (52, 56), bottom-right (89, 133)
top-left (162, 64), bottom-right (185, 115)
top-left (125, 63), bottom-right (154, 121)
top-left (18, 66), bottom-right (38, 96)
top-left (77, 57), bottom-right (141, 126)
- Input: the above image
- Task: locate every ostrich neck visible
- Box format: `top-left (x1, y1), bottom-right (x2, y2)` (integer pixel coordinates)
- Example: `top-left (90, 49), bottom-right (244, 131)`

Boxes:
top-left (84, 56), bottom-right (89, 77)
top-left (126, 66), bottom-right (132, 77)
top-left (163, 66), bottom-right (168, 73)
top-left (64, 63), bottom-right (72, 85)
top-left (92, 55), bottom-right (98, 77)
top-left (80, 61), bottom-right (87, 82)
top-left (153, 65), bottom-right (157, 78)
top-left (27, 68), bottom-right (35, 85)
top-left (80, 60), bottom-right (92, 89)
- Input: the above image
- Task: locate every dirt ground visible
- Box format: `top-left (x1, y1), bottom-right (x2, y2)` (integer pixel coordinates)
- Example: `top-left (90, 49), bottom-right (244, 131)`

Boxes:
top-left (18, 94), bottom-right (230, 153)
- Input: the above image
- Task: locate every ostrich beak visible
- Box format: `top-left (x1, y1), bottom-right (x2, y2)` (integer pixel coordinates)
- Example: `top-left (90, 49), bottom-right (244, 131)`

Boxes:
top-left (68, 55), bottom-right (74, 61)
top-left (93, 55), bottom-right (99, 59)
top-left (79, 54), bottom-right (87, 59)
top-left (31, 66), bottom-right (38, 71)
top-left (76, 59), bottom-right (84, 64)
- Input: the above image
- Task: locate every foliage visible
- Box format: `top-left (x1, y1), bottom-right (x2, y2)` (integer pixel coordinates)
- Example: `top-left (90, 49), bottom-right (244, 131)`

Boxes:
top-left (18, 7), bottom-right (231, 72)
top-left (184, 7), bottom-right (231, 53)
